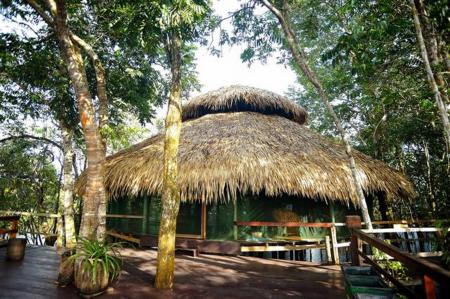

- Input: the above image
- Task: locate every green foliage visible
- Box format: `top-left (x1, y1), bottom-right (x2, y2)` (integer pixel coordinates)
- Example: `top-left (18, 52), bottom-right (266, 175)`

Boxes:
top-left (226, 0), bottom-right (450, 220)
top-left (101, 119), bottom-right (150, 153)
top-left (70, 238), bottom-right (123, 282)
top-left (0, 138), bottom-right (59, 212)
top-left (372, 246), bottom-right (409, 281)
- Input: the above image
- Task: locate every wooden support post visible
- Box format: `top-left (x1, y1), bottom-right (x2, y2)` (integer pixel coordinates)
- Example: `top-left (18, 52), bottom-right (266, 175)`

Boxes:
top-left (325, 235), bottom-right (332, 263)
top-left (201, 202), bottom-right (207, 240)
top-left (329, 203), bottom-right (336, 223)
top-left (423, 275), bottom-right (436, 299)
top-left (141, 196), bottom-right (149, 234)
top-left (233, 200), bottom-right (238, 240)
top-left (330, 225), bottom-right (339, 265)
top-left (346, 215), bottom-right (362, 266)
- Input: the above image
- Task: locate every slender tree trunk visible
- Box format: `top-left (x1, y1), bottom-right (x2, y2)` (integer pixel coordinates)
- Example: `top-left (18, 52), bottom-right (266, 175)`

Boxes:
top-left (415, 0), bottom-right (449, 104)
top-left (423, 141), bottom-right (436, 214)
top-left (60, 121), bottom-right (77, 249)
top-left (56, 162), bottom-right (64, 250)
top-left (51, 0), bottom-right (107, 240)
top-left (410, 0), bottom-right (450, 150)
top-left (155, 33), bottom-right (183, 289)
top-left (260, 0), bottom-right (373, 229)
top-left (395, 144), bottom-right (407, 174)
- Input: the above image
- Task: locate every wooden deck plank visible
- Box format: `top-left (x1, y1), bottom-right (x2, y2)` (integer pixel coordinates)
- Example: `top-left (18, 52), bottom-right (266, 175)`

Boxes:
top-left (0, 247), bottom-right (79, 299)
top-left (0, 246), bottom-right (345, 299)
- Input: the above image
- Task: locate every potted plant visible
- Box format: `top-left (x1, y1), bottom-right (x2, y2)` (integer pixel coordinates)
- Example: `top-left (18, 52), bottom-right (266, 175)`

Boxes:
top-left (70, 239), bottom-right (122, 298)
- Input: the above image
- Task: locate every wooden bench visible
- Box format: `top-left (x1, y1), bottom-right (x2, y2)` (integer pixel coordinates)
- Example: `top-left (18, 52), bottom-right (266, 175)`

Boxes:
top-left (0, 215), bottom-right (20, 247)
top-left (175, 247), bottom-right (199, 257)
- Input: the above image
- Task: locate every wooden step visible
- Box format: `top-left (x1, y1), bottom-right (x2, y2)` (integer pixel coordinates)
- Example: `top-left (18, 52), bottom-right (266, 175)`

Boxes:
top-left (343, 266), bottom-right (395, 299)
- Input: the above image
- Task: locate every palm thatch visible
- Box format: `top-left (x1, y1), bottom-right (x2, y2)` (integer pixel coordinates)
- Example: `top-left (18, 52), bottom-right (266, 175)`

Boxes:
top-left (183, 85), bottom-right (308, 125)
top-left (75, 85), bottom-right (415, 205)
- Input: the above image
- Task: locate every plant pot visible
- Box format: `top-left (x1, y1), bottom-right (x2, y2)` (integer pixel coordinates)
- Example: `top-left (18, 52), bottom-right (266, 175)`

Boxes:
top-left (6, 238), bottom-right (27, 261)
top-left (74, 258), bottom-right (109, 298)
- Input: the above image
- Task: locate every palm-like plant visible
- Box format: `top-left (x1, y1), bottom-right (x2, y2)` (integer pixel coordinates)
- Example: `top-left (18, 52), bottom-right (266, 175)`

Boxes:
top-left (70, 239), bottom-right (123, 283)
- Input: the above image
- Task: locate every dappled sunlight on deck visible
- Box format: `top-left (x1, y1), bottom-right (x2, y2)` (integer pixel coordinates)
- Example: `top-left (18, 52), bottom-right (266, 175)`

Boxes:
top-left (0, 246), bottom-right (345, 299)
top-left (103, 248), bottom-right (345, 298)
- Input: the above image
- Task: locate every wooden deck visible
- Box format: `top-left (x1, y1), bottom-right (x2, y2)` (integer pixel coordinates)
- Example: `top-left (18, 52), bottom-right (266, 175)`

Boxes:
top-left (0, 246), bottom-right (345, 299)
top-left (0, 246), bottom-right (78, 299)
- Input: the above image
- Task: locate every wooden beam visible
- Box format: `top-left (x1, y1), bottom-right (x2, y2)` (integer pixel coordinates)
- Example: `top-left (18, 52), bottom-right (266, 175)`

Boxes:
top-left (370, 219), bottom-right (438, 225)
top-left (363, 227), bottom-right (448, 233)
top-left (325, 235), bottom-right (332, 263)
top-left (241, 243), bottom-right (325, 253)
top-left (106, 230), bottom-right (140, 245)
top-left (330, 225), bottom-right (339, 265)
top-left (335, 242), bottom-right (350, 248)
top-left (176, 234), bottom-right (203, 239)
top-left (201, 202), bottom-right (207, 240)
top-left (235, 221), bottom-right (333, 228)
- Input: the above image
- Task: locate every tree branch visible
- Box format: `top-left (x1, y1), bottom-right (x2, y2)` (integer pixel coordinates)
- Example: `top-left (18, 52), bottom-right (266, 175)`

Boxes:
top-left (23, 0), bottom-right (54, 27)
top-left (218, 2), bottom-right (257, 23)
top-left (259, 0), bottom-right (283, 20)
top-left (0, 134), bottom-right (62, 150)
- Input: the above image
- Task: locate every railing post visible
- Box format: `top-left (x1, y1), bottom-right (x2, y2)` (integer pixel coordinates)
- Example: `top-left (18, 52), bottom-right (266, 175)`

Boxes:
top-left (423, 275), bottom-right (436, 299)
top-left (330, 225), bottom-right (339, 265)
top-left (346, 215), bottom-right (362, 266)
top-left (233, 201), bottom-right (238, 240)
top-left (325, 235), bottom-right (332, 263)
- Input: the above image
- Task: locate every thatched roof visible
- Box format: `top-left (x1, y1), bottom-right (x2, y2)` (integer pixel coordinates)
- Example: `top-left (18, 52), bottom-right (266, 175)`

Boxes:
top-left (75, 85), bottom-right (415, 205)
top-left (182, 85), bottom-right (308, 125)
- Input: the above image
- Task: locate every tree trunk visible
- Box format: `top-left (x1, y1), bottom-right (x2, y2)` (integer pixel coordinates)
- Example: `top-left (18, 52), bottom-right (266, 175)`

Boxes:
top-left (51, 0), bottom-right (106, 241)
top-left (60, 121), bottom-right (77, 249)
top-left (154, 33), bottom-right (183, 289)
top-left (414, 0), bottom-right (449, 104)
top-left (56, 162), bottom-right (64, 250)
top-left (423, 141), bottom-right (436, 214)
top-left (260, 0), bottom-right (373, 229)
top-left (69, 13), bottom-right (108, 242)
top-left (410, 0), bottom-right (450, 150)
top-left (70, 34), bottom-right (109, 144)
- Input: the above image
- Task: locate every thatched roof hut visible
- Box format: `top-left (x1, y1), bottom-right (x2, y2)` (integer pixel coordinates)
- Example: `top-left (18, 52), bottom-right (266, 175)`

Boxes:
top-left (76, 85), bottom-right (415, 205)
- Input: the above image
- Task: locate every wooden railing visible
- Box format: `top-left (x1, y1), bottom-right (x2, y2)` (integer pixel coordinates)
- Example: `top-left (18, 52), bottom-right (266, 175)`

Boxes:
top-left (235, 221), bottom-right (334, 228)
top-left (234, 220), bottom-right (341, 264)
top-left (0, 215), bottom-right (20, 239)
top-left (347, 215), bottom-right (450, 299)
top-left (1, 211), bottom-right (60, 245)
